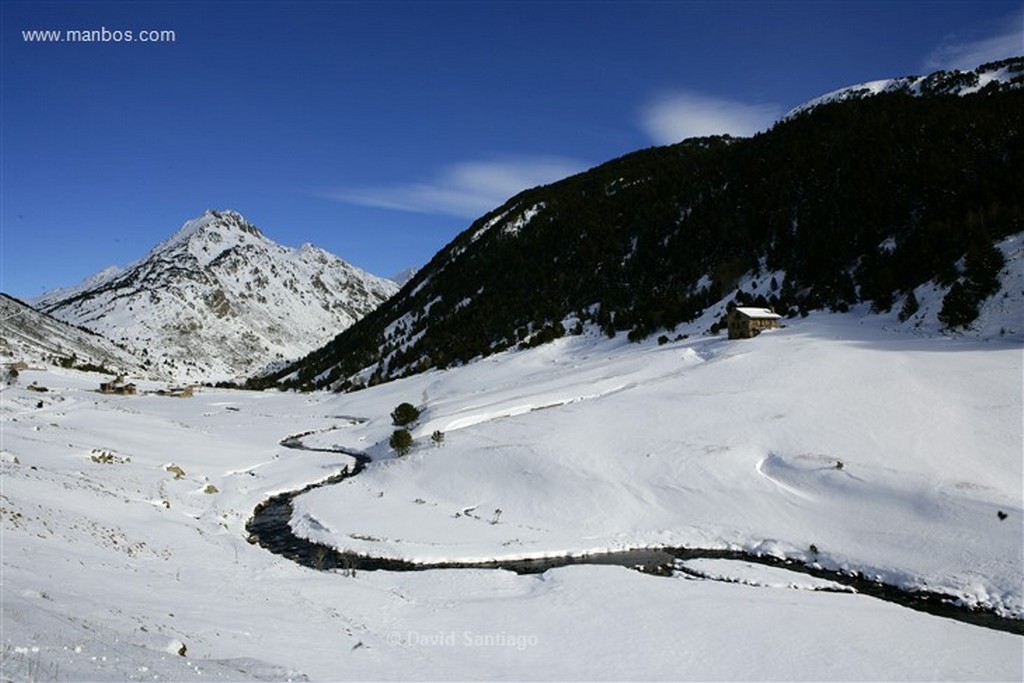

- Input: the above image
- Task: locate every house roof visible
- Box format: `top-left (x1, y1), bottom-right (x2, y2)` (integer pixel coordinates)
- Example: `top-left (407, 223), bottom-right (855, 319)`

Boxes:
top-left (733, 307), bottom-right (781, 320)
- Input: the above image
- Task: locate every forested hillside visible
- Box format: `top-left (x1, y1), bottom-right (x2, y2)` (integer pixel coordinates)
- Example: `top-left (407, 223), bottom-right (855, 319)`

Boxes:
top-left (254, 59), bottom-right (1023, 391)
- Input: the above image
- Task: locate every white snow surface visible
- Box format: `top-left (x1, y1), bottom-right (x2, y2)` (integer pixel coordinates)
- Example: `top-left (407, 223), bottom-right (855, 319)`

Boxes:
top-left (0, 295), bottom-right (147, 376)
top-left (30, 210), bottom-right (398, 383)
top-left (294, 317), bottom-right (1023, 618)
top-left (501, 202), bottom-right (545, 237)
top-left (784, 58), bottom-right (1023, 119)
top-left (1, 315), bottom-right (1021, 680)
top-left (466, 201), bottom-right (546, 244)
top-left (733, 306), bottom-right (782, 319)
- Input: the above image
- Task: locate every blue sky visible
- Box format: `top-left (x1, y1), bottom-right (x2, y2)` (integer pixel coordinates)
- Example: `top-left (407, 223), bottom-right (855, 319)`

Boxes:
top-left (2, 1), bottom-right (1021, 298)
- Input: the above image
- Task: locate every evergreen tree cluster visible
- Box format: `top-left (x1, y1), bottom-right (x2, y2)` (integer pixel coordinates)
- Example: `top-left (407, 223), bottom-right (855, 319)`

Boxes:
top-left (251, 69), bottom-right (1023, 392)
top-left (391, 402), bottom-right (421, 427)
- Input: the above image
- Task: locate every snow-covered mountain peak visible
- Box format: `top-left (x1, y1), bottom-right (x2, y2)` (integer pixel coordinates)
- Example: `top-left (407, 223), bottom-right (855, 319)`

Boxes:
top-left (91, 264), bottom-right (124, 283)
top-left (27, 264), bottom-right (123, 308)
top-left (293, 242), bottom-right (334, 263)
top-left (159, 209), bottom-right (250, 246)
top-left (390, 266), bottom-right (419, 287)
top-left (150, 209), bottom-right (269, 268)
top-left (169, 208), bottom-right (260, 240)
top-left (34, 210), bottom-right (399, 382)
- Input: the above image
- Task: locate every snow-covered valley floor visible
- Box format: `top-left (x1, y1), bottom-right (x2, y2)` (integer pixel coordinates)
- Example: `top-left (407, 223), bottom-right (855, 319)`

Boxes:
top-left (2, 315), bottom-right (1021, 680)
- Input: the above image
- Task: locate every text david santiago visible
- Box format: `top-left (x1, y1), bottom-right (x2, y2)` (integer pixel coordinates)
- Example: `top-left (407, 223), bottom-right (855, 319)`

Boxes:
top-left (391, 630), bottom-right (539, 651)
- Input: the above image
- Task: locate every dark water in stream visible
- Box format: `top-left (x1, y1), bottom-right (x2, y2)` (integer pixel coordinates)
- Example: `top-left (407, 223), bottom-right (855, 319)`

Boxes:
top-left (246, 434), bottom-right (1023, 636)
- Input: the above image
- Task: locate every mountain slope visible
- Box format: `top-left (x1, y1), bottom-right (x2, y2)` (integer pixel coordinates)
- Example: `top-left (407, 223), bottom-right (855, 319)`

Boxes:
top-left (35, 210), bottom-right (398, 382)
top-left (254, 61), bottom-right (1023, 392)
top-left (785, 57), bottom-right (1024, 118)
top-left (0, 294), bottom-right (147, 376)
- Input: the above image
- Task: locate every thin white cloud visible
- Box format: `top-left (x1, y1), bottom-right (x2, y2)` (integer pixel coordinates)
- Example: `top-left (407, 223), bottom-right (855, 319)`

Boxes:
top-left (925, 11), bottom-right (1023, 72)
top-left (640, 91), bottom-right (783, 145)
top-left (327, 156), bottom-right (587, 219)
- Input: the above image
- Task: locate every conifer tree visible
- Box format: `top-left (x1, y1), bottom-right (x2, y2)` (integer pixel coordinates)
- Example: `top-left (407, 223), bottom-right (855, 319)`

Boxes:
top-left (390, 429), bottom-right (413, 456)
top-left (391, 402), bottom-right (421, 427)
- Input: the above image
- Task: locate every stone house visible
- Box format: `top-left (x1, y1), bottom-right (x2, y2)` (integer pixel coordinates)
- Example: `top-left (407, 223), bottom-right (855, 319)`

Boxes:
top-left (157, 385), bottom-right (194, 398)
top-left (727, 307), bottom-right (781, 339)
top-left (99, 374), bottom-right (137, 395)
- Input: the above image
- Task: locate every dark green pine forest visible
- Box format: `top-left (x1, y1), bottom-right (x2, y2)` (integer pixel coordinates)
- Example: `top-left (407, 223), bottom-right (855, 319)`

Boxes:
top-left (252, 60), bottom-right (1024, 392)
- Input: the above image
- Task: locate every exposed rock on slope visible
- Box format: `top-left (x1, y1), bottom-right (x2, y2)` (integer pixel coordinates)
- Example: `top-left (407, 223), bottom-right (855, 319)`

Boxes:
top-left (34, 210), bottom-right (398, 382)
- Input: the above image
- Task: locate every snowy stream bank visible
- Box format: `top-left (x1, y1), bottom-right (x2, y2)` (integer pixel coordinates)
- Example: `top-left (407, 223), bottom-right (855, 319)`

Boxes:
top-left (247, 429), bottom-right (1024, 636)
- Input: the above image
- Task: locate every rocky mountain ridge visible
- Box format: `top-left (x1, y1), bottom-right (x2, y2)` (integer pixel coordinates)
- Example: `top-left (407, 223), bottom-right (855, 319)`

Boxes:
top-left (34, 210), bottom-right (398, 382)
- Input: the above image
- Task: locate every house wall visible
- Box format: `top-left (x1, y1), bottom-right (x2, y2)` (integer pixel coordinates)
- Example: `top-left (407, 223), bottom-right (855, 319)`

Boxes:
top-left (727, 311), bottom-right (778, 339)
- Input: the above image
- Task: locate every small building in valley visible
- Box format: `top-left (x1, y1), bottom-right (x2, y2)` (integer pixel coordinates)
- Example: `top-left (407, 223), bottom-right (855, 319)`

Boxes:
top-left (99, 374), bottom-right (137, 395)
top-left (727, 307), bottom-right (781, 339)
top-left (156, 385), bottom-right (194, 398)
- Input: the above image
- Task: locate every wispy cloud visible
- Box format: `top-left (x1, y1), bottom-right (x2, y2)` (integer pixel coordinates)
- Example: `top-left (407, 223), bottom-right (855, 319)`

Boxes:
top-left (925, 11), bottom-right (1023, 72)
top-left (640, 91), bottom-right (782, 145)
top-left (326, 156), bottom-right (588, 219)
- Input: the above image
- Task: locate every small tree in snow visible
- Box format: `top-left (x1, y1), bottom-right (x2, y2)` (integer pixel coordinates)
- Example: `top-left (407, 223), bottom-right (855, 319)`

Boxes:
top-left (391, 402), bottom-right (421, 427)
top-left (390, 428), bottom-right (413, 456)
top-left (898, 290), bottom-right (919, 322)
top-left (938, 281), bottom-right (978, 329)
top-left (431, 430), bottom-right (445, 448)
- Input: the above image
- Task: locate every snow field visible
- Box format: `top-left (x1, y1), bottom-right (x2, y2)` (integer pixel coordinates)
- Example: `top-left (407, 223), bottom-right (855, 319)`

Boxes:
top-left (1, 314), bottom-right (1021, 679)
top-left (294, 316), bottom-right (1022, 616)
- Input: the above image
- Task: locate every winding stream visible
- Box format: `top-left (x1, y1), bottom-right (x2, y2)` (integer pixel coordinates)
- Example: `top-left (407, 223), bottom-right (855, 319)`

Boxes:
top-left (246, 429), bottom-right (1023, 636)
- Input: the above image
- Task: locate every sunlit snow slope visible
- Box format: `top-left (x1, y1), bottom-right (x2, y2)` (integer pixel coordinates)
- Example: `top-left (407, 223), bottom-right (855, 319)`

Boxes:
top-left (784, 57), bottom-right (1024, 118)
top-left (0, 294), bottom-right (147, 376)
top-left (293, 313), bottom-right (1023, 618)
top-left (1, 312), bottom-right (1021, 680)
